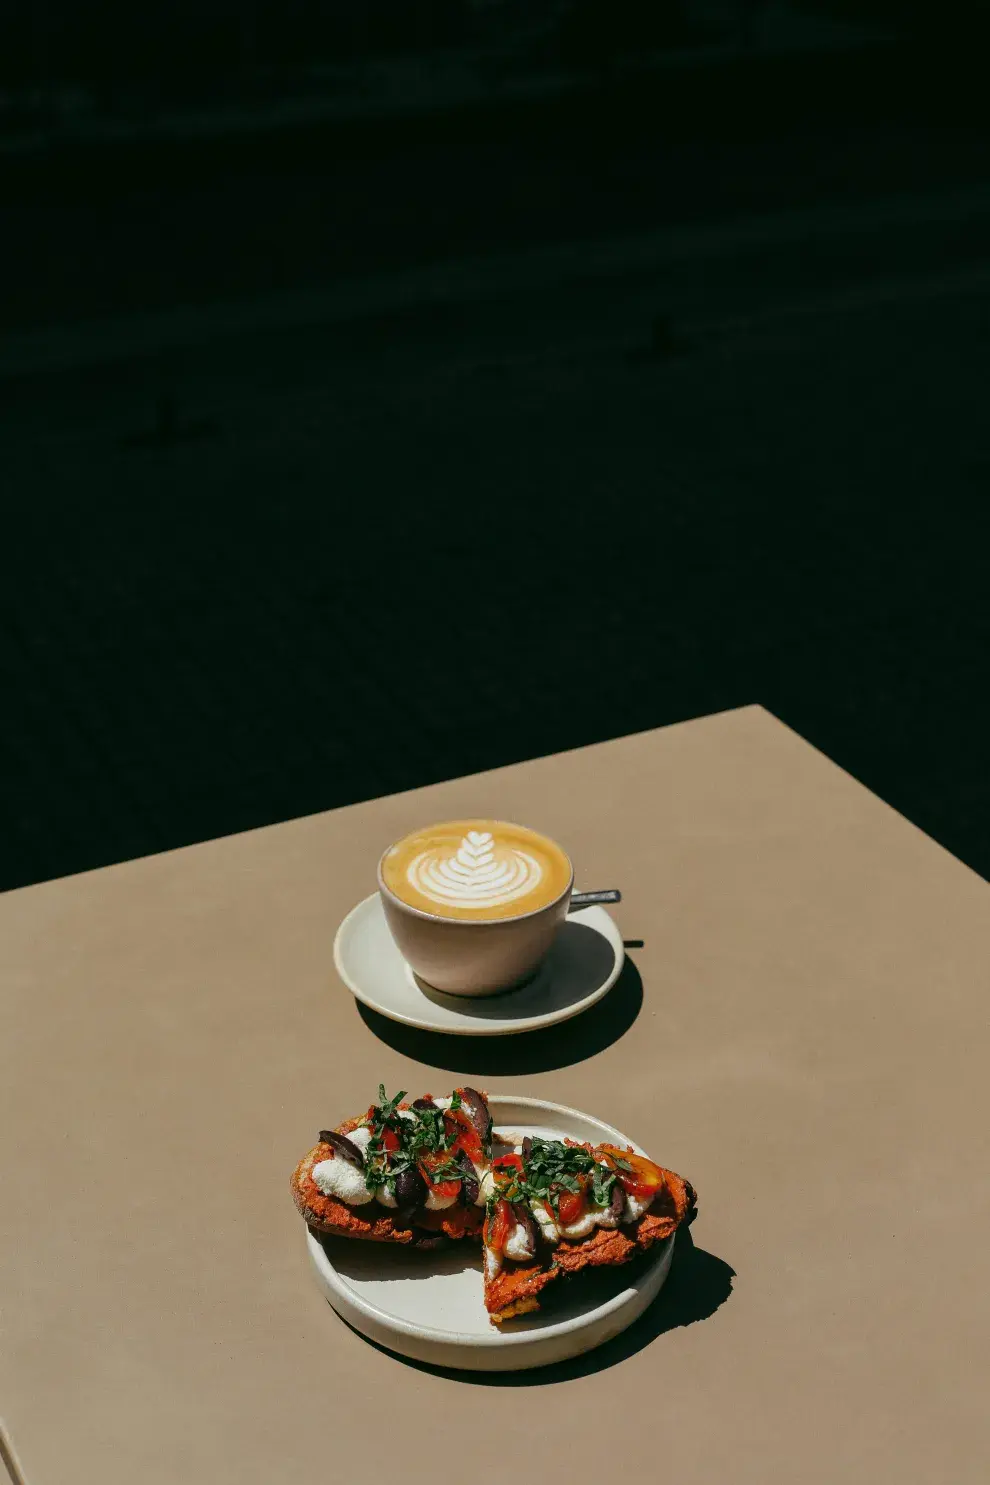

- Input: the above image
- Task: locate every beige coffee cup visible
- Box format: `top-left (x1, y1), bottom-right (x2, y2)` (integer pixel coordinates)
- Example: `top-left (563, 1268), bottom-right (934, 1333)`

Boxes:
top-left (377, 818), bottom-right (574, 996)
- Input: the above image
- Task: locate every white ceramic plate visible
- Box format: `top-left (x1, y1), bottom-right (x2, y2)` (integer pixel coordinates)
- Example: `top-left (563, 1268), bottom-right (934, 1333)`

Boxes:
top-left (306, 1095), bottom-right (674, 1372)
top-left (333, 894), bottom-right (625, 1036)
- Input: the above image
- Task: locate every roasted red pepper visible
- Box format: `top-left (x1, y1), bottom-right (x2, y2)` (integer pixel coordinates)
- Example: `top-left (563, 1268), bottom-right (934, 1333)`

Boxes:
top-left (485, 1198), bottom-right (513, 1254)
top-left (601, 1146), bottom-right (664, 1199)
top-left (445, 1106), bottom-right (485, 1169)
top-left (418, 1147), bottom-right (461, 1200)
top-left (555, 1182), bottom-right (587, 1225)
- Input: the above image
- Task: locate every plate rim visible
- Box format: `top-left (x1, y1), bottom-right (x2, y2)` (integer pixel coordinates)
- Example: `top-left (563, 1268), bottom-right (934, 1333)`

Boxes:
top-left (306, 1094), bottom-right (673, 1353)
top-left (333, 894), bottom-right (625, 1036)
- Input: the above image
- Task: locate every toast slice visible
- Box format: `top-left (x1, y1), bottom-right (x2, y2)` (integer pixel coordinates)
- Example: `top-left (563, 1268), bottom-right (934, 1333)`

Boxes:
top-left (291, 1094), bottom-right (697, 1326)
top-left (291, 1085), bottom-right (493, 1249)
top-left (481, 1136), bottom-right (696, 1323)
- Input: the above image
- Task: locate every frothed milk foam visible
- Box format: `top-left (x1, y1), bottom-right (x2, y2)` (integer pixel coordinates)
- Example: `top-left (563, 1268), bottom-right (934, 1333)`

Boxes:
top-left (381, 820), bottom-right (571, 921)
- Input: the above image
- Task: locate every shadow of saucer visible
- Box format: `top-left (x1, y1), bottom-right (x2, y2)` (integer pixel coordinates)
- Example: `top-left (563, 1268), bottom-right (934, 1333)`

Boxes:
top-left (342, 1227), bottom-right (734, 1386)
top-left (356, 955), bottom-right (643, 1075)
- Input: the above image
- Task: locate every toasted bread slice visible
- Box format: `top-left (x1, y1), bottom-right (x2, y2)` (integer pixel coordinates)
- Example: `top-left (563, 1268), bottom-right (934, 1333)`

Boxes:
top-left (290, 1088), bottom-right (492, 1249)
top-left (291, 1094), bottom-right (697, 1328)
top-left (482, 1139), bottom-right (696, 1323)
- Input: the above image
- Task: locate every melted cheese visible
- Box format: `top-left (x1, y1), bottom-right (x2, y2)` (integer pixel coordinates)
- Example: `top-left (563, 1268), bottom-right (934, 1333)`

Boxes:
top-left (531, 1201), bottom-right (561, 1244)
top-left (504, 1220), bottom-right (536, 1262)
top-left (557, 1207), bottom-right (602, 1240)
top-left (311, 1125), bottom-right (376, 1205)
top-left (623, 1190), bottom-right (653, 1222)
top-left (311, 1155), bottom-right (374, 1205)
top-left (562, 1197), bottom-right (622, 1238)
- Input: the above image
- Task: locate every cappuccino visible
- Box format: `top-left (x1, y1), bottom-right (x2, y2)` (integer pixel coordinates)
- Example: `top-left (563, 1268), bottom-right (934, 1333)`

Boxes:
top-left (380, 820), bottom-right (572, 922)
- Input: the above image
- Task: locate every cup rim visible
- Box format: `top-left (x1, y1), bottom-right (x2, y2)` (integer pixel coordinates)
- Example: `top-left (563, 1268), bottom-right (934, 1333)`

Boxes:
top-left (376, 819), bottom-right (574, 927)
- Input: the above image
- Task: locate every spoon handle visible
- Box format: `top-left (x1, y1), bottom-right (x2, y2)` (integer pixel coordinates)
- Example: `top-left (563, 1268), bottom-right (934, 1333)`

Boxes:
top-left (568, 889), bottom-right (622, 910)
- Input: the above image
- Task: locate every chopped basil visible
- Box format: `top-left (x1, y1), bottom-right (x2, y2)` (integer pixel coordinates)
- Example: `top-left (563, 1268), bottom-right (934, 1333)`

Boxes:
top-left (590, 1163), bottom-right (615, 1208)
top-left (362, 1155), bottom-right (386, 1192)
top-left (488, 1136), bottom-right (618, 1218)
top-left (407, 1104), bottom-right (447, 1155)
top-left (374, 1085), bottom-right (407, 1124)
top-left (362, 1086), bottom-right (472, 1196)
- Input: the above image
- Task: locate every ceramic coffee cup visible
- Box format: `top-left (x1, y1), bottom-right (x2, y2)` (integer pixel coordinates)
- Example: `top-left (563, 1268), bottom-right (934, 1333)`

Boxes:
top-left (377, 818), bottom-right (574, 996)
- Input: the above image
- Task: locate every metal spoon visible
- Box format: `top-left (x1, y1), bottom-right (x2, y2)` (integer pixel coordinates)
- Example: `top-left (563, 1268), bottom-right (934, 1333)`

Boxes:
top-left (568, 889), bottom-right (621, 911)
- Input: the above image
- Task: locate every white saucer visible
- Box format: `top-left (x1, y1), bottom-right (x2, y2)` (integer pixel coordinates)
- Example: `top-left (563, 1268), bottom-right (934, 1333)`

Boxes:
top-left (307, 1095), bottom-right (674, 1372)
top-left (333, 894), bottom-right (625, 1036)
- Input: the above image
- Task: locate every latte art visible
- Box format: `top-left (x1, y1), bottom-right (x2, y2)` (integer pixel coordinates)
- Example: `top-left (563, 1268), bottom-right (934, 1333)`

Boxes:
top-left (408, 830), bottom-right (543, 911)
top-left (381, 819), bottom-right (572, 922)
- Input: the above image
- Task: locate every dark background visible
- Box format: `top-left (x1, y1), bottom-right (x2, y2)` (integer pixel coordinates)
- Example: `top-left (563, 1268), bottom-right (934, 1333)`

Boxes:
top-left (2, 0), bottom-right (988, 893)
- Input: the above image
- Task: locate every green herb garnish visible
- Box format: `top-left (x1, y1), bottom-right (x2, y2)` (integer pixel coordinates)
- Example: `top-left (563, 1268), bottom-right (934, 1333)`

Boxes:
top-left (590, 1162), bottom-right (616, 1208)
top-left (374, 1085), bottom-right (407, 1124)
top-left (363, 1087), bottom-right (474, 1195)
top-left (490, 1137), bottom-right (618, 1216)
top-left (407, 1103), bottom-right (447, 1156)
top-left (363, 1163), bottom-right (385, 1192)
top-left (424, 1155), bottom-right (463, 1184)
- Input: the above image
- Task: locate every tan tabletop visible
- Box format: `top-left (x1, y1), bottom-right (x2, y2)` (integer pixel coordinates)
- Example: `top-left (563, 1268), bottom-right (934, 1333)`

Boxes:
top-left (2, 705), bottom-right (989, 1484)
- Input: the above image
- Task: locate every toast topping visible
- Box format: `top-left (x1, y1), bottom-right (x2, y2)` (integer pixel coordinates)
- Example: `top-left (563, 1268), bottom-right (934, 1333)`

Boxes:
top-left (484, 1138), bottom-right (664, 1250)
top-left (312, 1126), bottom-right (376, 1205)
top-left (317, 1087), bottom-right (493, 1217)
top-left (294, 1091), bottom-right (696, 1327)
